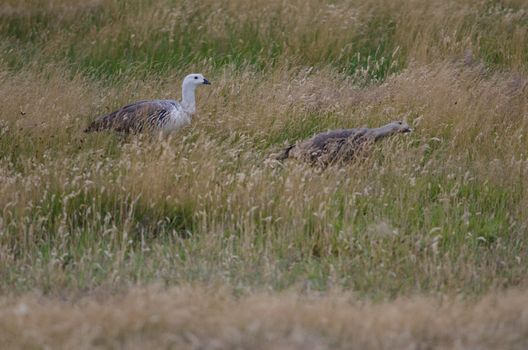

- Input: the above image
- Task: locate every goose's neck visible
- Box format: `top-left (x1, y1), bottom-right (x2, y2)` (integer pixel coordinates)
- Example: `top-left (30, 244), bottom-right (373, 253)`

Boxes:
top-left (369, 125), bottom-right (397, 141)
top-left (181, 82), bottom-right (197, 114)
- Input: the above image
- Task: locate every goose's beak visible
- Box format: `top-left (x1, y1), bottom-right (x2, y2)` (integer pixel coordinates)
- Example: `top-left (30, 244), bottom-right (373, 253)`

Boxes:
top-left (203, 79), bottom-right (211, 85)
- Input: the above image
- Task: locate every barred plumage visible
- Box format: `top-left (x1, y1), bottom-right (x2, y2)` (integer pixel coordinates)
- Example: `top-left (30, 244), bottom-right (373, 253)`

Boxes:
top-left (277, 121), bottom-right (412, 167)
top-left (85, 74), bottom-right (210, 134)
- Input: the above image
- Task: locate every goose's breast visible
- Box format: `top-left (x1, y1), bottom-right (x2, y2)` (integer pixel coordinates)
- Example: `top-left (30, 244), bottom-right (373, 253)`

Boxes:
top-left (162, 106), bottom-right (191, 131)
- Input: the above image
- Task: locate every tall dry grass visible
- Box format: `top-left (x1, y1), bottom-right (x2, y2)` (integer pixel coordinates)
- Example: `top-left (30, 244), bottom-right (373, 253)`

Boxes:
top-left (1, 60), bottom-right (526, 296)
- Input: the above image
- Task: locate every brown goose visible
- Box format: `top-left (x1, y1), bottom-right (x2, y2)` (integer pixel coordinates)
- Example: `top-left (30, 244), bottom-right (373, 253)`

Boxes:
top-left (277, 121), bottom-right (411, 167)
top-left (85, 73), bottom-right (210, 133)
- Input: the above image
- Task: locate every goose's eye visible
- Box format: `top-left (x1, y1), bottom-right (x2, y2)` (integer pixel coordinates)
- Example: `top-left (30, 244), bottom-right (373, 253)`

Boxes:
top-left (194, 76), bottom-right (198, 79)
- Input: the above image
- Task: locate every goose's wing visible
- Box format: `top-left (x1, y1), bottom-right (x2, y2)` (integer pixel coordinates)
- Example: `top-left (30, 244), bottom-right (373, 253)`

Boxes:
top-left (308, 128), bottom-right (369, 150)
top-left (289, 128), bottom-right (369, 165)
top-left (85, 100), bottom-right (177, 133)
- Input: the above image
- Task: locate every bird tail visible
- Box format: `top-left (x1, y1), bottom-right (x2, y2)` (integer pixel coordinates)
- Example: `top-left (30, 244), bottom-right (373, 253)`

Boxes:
top-left (274, 143), bottom-right (295, 161)
top-left (84, 116), bottom-right (106, 133)
top-left (83, 122), bottom-right (97, 133)
top-left (84, 111), bottom-right (116, 133)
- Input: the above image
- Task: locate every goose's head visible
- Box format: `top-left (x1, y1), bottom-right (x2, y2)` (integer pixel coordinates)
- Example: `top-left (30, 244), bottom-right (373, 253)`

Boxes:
top-left (385, 121), bottom-right (412, 134)
top-left (183, 73), bottom-right (211, 88)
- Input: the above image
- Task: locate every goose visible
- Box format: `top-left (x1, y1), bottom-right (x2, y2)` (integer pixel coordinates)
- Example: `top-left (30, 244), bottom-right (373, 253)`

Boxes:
top-left (276, 121), bottom-right (412, 167)
top-left (85, 73), bottom-right (211, 133)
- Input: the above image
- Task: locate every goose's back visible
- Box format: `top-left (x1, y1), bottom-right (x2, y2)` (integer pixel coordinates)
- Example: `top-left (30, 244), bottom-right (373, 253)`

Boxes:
top-left (289, 127), bottom-right (372, 166)
top-left (85, 99), bottom-right (187, 133)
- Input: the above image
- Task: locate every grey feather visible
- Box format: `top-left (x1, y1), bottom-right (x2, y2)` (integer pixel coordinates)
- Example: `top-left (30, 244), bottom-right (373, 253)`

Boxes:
top-left (86, 73), bottom-right (211, 134)
top-left (85, 100), bottom-right (180, 133)
top-left (279, 121), bottom-right (411, 167)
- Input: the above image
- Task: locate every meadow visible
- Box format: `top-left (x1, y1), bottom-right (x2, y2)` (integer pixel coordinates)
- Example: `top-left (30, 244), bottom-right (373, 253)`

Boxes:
top-left (0, 0), bottom-right (527, 348)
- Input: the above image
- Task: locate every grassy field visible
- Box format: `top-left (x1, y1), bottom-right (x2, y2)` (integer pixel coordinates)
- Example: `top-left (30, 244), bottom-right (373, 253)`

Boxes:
top-left (1, 0), bottom-right (528, 348)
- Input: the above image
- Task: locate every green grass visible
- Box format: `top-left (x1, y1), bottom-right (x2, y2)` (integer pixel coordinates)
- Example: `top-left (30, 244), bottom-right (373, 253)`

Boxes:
top-left (2, 0), bottom-right (526, 81)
